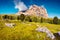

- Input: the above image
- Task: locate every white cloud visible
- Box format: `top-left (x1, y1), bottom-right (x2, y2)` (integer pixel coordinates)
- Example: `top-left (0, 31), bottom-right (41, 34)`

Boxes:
top-left (14, 0), bottom-right (28, 11)
top-left (40, 5), bottom-right (44, 8)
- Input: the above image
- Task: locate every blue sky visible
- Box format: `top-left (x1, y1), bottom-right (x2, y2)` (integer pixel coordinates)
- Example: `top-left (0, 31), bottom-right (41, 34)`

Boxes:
top-left (0, 0), bottom-right (60, 18)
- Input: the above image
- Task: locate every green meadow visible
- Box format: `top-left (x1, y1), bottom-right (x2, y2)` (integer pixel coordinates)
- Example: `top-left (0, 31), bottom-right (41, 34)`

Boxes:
top-left (0, 20), bottom-right (60, 40)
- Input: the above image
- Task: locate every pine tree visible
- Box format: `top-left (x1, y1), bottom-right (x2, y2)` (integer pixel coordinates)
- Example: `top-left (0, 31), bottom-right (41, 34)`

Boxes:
top-left (53, 16), bottom-right (58, 24)
top-left (41, 17), bottom-right (43, 23)
top-left (20, 14), bottom-right (25, 21)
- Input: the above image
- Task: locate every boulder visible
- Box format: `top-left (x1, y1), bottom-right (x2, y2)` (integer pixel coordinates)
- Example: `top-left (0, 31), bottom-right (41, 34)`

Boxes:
top-left (36, 27), bottom-right (55, 39)
top-left (5, 23), bottom-right (16, 27)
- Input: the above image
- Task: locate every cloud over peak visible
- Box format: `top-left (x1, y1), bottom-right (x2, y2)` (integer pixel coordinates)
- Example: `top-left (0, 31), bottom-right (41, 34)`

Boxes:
top-left (14, 0), bottom-right (28, 11)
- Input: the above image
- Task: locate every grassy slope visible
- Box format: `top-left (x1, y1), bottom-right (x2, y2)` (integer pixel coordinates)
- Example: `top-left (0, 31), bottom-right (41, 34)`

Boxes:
top-left (0, 20), bottom-right (60, 40)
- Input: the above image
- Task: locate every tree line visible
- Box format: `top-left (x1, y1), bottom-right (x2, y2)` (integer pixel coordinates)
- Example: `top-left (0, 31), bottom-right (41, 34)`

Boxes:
top-left (0, 14), bottom-right (60, 24)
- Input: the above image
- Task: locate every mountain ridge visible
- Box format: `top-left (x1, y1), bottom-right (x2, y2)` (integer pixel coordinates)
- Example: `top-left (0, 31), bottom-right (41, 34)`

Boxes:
top-left (16, 5), bottom-right (48, 18)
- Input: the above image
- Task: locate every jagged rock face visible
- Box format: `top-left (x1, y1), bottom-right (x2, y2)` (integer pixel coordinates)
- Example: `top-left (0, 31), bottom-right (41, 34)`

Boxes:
top-left (17, 5), bottom-right (48, 18)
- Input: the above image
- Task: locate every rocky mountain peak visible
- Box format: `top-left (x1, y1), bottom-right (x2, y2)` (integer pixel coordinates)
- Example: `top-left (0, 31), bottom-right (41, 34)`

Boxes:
top-left (17, 5), bottom-right (48, 18)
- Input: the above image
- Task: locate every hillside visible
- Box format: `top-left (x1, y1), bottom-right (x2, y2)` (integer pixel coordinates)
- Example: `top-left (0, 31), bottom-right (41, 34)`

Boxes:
top-left (0, 20), bottom-right (60, 40)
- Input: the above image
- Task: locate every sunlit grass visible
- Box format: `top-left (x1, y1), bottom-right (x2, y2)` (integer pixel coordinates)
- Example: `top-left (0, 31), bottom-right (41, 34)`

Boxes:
top-left (0, 20), bottom-right (60, 40)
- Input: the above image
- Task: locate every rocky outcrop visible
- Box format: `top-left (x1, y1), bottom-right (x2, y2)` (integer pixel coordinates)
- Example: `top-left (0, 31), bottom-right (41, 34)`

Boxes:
top-left (5, 23), bottom-right (16, 27)
top-left (36, 27), bottom-right (55, 39)
top-left (16, 5), bottom-right (48, 18)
